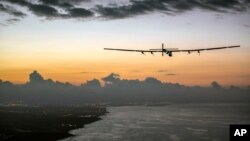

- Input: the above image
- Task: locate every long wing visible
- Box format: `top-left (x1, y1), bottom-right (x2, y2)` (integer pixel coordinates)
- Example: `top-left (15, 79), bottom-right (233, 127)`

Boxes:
top-left (103, 48), bottom-right (162, 52)
top-left (172, 45), bottom-right (240, 52)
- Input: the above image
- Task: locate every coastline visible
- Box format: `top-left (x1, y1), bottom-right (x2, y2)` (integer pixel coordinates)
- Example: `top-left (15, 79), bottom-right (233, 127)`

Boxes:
top-left (0, 105), bottom-right (107, 141)
top-left (55, 103), bottom-right (250, 141)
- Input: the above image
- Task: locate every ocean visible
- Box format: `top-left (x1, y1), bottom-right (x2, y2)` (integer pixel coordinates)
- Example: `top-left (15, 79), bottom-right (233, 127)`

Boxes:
top-left (61, 103), bottom-right (250, 141)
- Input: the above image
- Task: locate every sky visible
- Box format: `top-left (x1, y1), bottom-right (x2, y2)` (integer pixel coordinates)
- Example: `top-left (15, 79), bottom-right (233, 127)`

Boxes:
top-left (0, 0), bottom-right (250, 87)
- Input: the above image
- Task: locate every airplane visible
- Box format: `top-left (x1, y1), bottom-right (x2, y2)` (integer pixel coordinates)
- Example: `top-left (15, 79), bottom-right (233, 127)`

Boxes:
top-left (104, 43), bottom-right (240, 57)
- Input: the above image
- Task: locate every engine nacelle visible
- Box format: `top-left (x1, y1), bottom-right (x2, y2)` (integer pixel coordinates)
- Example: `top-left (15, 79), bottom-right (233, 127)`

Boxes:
top-left (168, 51), bottom-right (172, 57)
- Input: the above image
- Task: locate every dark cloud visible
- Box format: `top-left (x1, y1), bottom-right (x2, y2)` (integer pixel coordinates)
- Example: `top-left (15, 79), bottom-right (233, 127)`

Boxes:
top-left (29, 4), bottom-right (59, 17)
top-left (5, 18), bottom-right (21, 24)
top-left (199, 0), bottom-right (245, 12)
top-left (40, 0), bottom-right (58, 4)
top-left (1, 0), bottom-right (93, 20)
top-left (2, 0), bottom-right (62, 18)
top-left (211, 81), bottom-right (221, 88)
top-left (243, 24), bottom-right (250, 28)
top-left (39, 0), bottom-right (73, 8)
top-left (0, 0), bottom-right (250, 23)
top-left (230, 85), bottom-right (240, 90)
top-left (144, 77), bottom-right (162, 84)
top-left (95, 0), bottom-right (168, 19)
top-left (130, 70), bottom-right (142, 73)
top-left (6, 0), bottom-right (30, 6)
top-left (157, 70), bottom-right (168, 72)
top-left (102, 73), bottom-right (120, 84)
top-left (29, 70), bottom-right (44, 83)
top-left (0, 71), bottom-right (249, 105)
top-left (165, 73), bottom-right (176, 76)
top-left (157, 70), bottom-right (176, 76)
top-left (69, 8), bottom-right (94, 17)
top-left (60, 0), bottom-right (91, 4)
top-left (96, 0), bottom-right (250, 19)
top-left (38, 0), bottom-right (91, 7)
top-left (0, 3), bottom-right (26, 17)
top-left (80, 71), bottom-right (101, 74)
top-left (82, 79), bottom-right (101, 88)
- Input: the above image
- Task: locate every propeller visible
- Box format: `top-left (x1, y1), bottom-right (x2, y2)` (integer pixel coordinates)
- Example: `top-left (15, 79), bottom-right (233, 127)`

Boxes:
top-left (162, 43), bottom-right (164, 56)
top-left (150, 51), bottom-right (154, 56)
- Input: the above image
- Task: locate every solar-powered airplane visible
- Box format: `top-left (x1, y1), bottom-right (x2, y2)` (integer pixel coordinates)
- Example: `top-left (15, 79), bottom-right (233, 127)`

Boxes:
top-left (104, 43), bottom-right (240, 57)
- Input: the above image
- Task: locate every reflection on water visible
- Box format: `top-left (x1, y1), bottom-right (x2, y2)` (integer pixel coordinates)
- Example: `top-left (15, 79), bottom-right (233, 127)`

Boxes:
top-left (61, 103), bottom-right (250, 141)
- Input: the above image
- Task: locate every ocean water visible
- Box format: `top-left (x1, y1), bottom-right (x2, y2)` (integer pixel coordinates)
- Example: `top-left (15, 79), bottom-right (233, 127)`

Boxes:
top-left (61, 103), bottom-right (250, 141)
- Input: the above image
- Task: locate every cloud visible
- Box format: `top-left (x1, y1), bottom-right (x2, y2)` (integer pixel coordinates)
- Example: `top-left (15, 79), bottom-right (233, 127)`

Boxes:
top-left (40, 0), bottom-right (59, 5)
top-left (243, 24), bottom-right (250, 28)
top-left (95, 0), bottom-right (169, 19)
top-left (29, 70), bottom-right (44, 83)
top-left (144, 77), bottom-right (162, 84)
top-left (211, 81), bottom-right (221, 88)
top-left (82, 79), bottom-right (101, 88)
top-left (157, 70), bottom-right (168, 73)
top-left (130, 70), bottom-right (142, 73)
top-left (95, 0), bottom-right (250, 19)
top-left (1, 0), bottom-right (93, 20)
top-left (80, 71), bottom-right (101, 74)
top-left (29, 4), bottom-right (60, 17)
top-left (0, 3), bottom-right (26, 17)
top-left (157, 70), bottom-right (176, 76)
top-left (1, 70), bottom-right (249, 105)
top-left (102, 73), bottom-right (120, 84)
top-left (69, 8), bottom-right (94, 17)
top-left (165, 73), bottom-right (176, 76)
top-left (0, 0), bottom-right (249, 24)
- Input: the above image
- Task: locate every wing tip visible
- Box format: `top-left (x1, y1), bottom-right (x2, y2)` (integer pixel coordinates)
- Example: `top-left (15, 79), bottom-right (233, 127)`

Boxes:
top-left (229, 45), bottom-right (240, 48)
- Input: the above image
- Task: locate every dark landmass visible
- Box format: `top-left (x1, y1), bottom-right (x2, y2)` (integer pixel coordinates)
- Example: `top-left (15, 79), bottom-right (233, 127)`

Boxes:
top-left (0, 105), bottom-right (107, 141)
top-left (0, 71), bottom-right (249, 140)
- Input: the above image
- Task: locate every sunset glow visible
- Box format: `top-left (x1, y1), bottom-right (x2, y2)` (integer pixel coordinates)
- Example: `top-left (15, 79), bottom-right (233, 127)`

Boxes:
top-left (1, 1), bottom-right (250, 87)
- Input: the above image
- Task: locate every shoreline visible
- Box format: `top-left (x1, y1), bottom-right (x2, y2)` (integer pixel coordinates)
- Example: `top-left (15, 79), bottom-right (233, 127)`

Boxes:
top-left (0, 106), bottom-right (107, 141)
